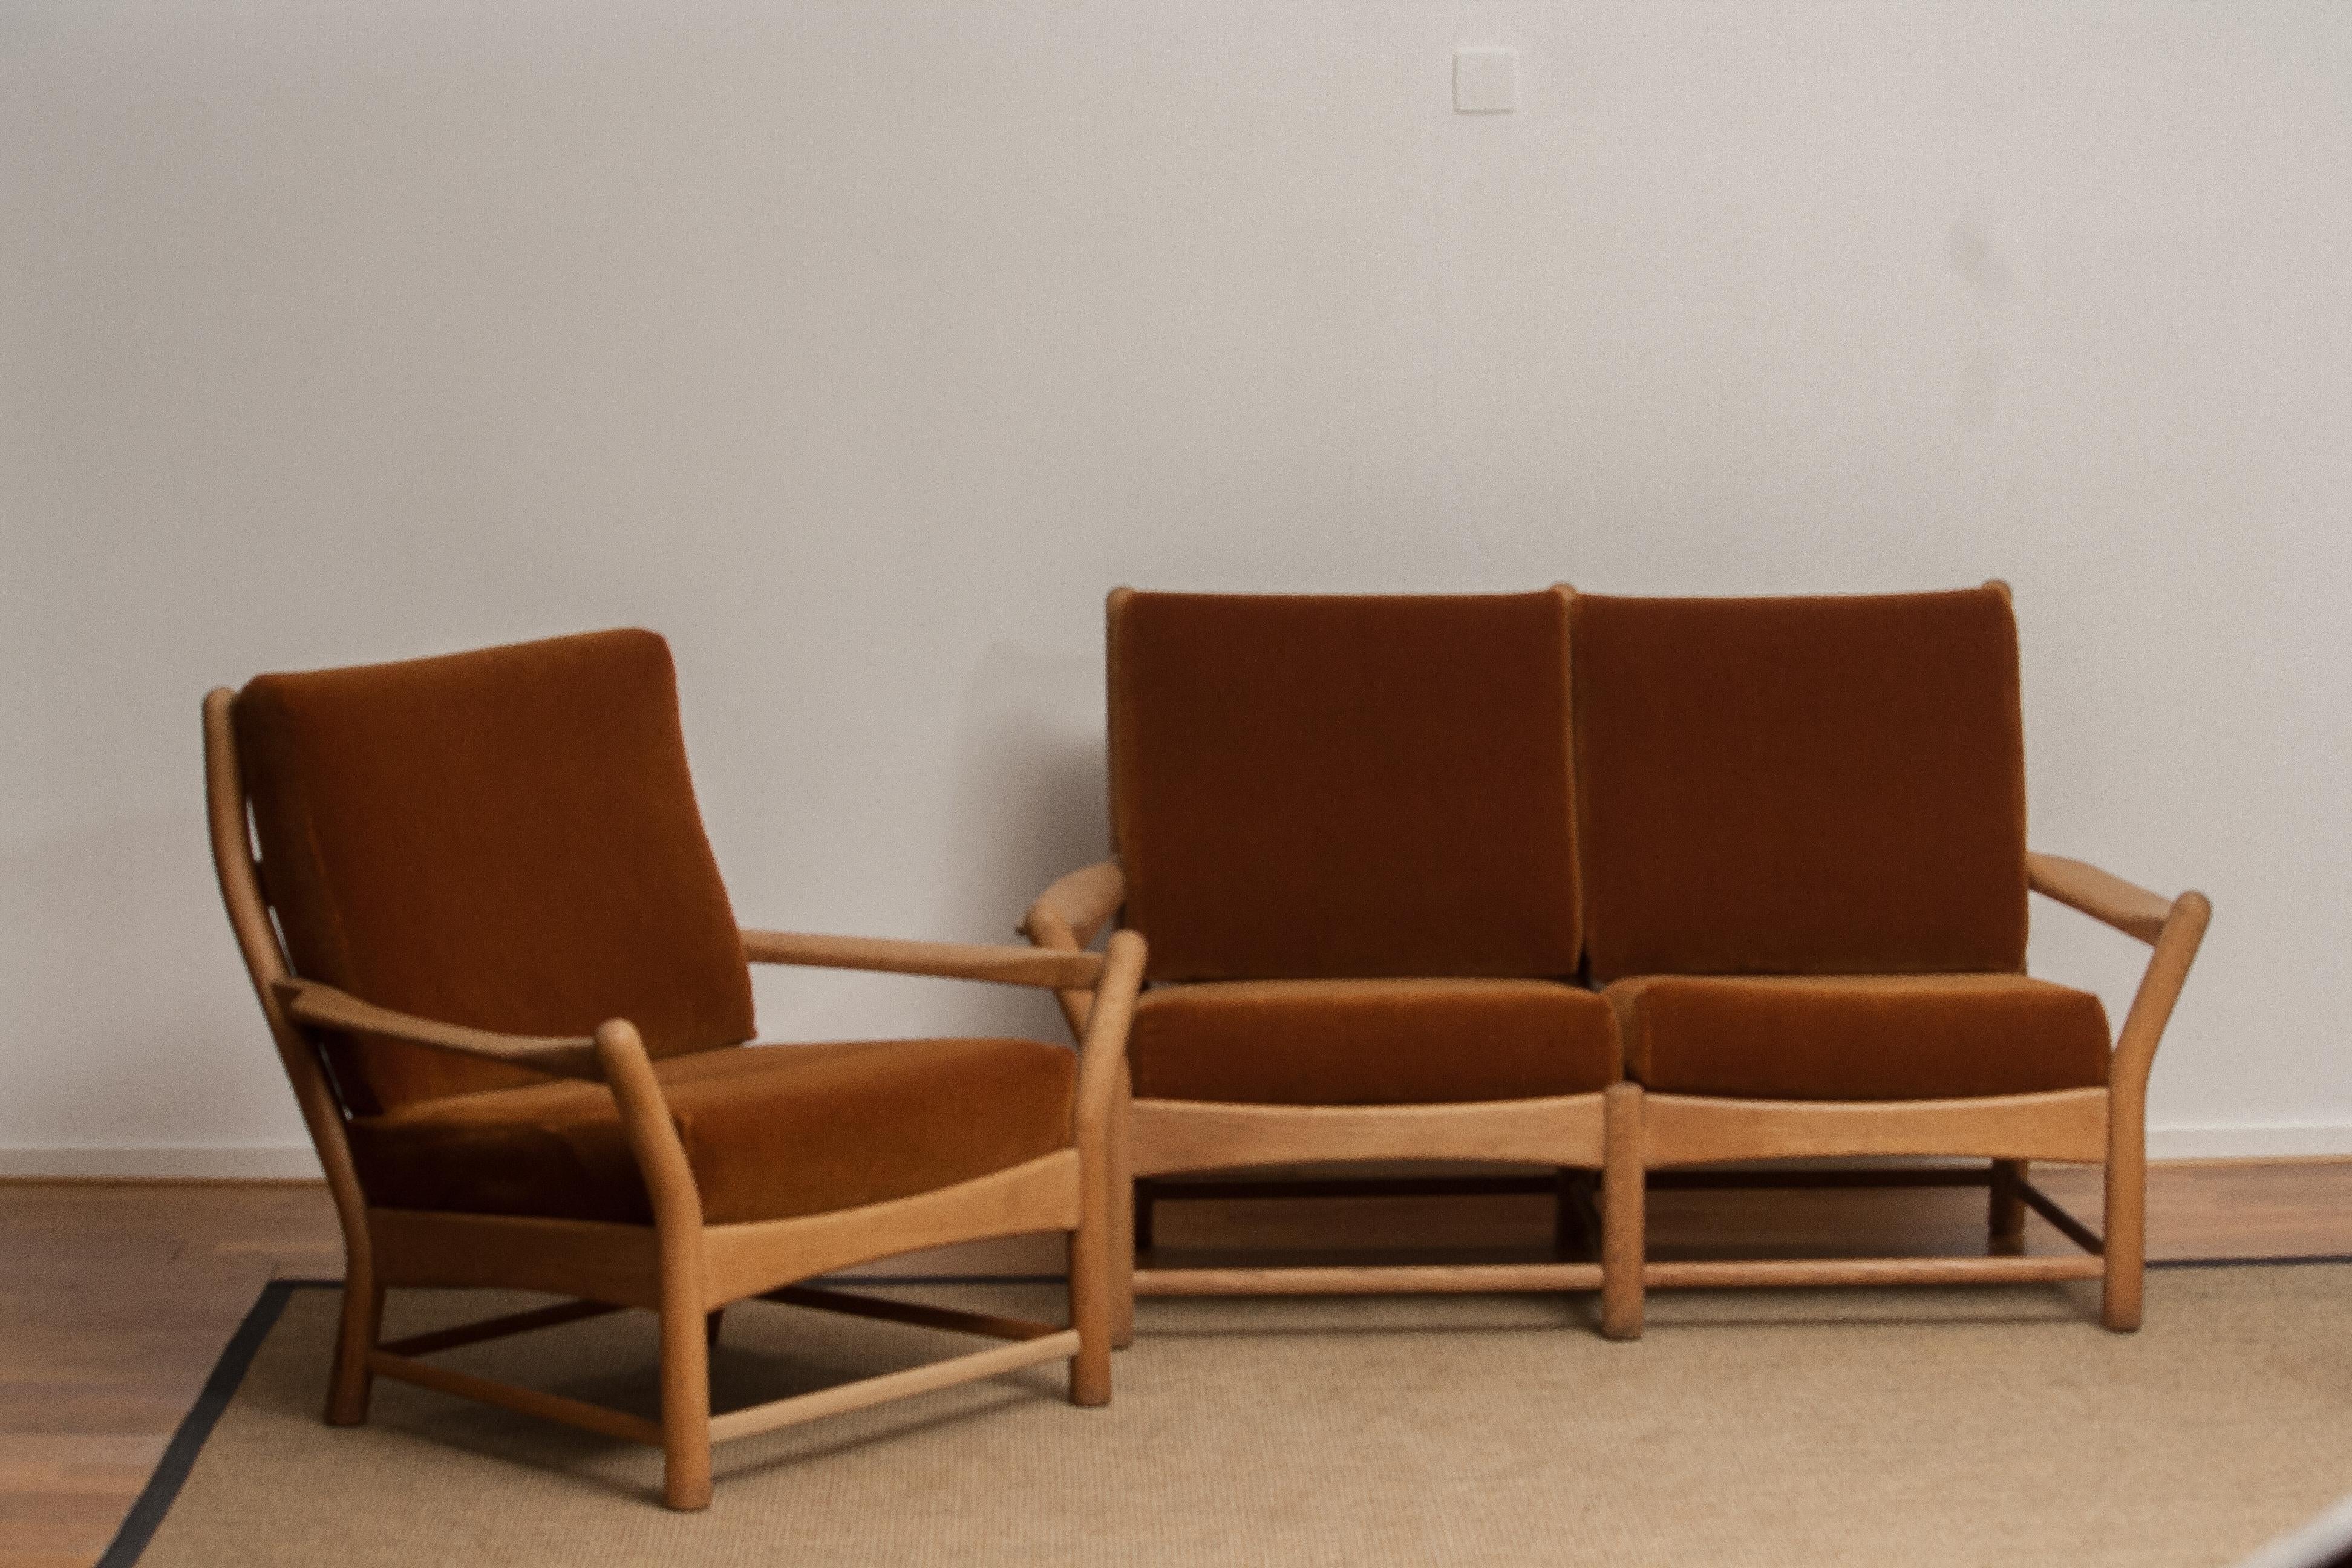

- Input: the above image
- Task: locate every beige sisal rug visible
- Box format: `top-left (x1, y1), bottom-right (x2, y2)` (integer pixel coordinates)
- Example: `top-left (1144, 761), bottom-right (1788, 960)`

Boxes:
top-left (113, 1264), bottom-right (2352, 1567)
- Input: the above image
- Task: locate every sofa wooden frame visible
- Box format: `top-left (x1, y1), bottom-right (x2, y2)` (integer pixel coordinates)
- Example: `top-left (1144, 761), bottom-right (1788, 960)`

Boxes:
top-left (204, 688), bottom-right (1148, 1510)
top-left (1019, 860), bottom-right (1644, 1340)
top-left (1615, 852), bottom-right (2210, 1333)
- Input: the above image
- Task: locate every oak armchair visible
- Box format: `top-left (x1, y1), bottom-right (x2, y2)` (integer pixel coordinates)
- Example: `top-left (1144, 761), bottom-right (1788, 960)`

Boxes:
top-left (1568, 583), bottom-right (2209, 1331)
top-left (203, 630), bottom-right (1143, 1510)
top-left (1022, 590), bottom-right (1641, 1336)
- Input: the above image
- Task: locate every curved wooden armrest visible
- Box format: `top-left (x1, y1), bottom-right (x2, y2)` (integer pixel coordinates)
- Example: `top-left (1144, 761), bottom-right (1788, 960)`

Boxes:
top-left (1019, 859), bottom-right (1126, 951)
top-left (2026, 852), bottom-right (2185, 946)
top-left (276, 984), bottom-right (694, 1226)
top-left (1073, 930), bottom-right (1147, 1142)
top-left (739, 929), bottom-right (1106, 991)
top-left (1018, 860), bottom-right (1129, 1040)
top-left (2026, 854), bottom-right (2213, 1100)
top-left (272, 979), bottom-right (607, 1082)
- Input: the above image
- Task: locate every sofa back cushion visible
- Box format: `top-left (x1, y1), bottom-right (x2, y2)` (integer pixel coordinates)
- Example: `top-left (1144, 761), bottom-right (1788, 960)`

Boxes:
top-left (1569, 587), bottom-right (2029, 982)
top-left (234, 629), bottom-right (755, 1112)
top-left (1109, 590), bottom-right (1583, 982)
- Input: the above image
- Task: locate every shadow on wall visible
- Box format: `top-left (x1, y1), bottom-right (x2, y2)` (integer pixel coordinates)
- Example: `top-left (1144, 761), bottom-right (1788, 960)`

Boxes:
top-left (856, 641), bottom-right (1112, 1278)
top-left (922, 639), bottom-right (1112, 1044)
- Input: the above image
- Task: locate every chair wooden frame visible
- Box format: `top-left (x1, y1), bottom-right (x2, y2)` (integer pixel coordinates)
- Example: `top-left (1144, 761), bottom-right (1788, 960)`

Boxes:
top-left (1615, 852), bottom-right (2210, 1334)
top-left (1019, 860), bottom-right (1642, 1339)
top-left (203, 688), bottom-right (1148, 1510)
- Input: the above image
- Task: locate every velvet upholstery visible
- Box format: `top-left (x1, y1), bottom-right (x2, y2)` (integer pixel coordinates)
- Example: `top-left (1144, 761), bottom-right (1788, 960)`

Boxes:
top-left (234, 630), bottom-right (756, 1113)
top-left (1606, 973), bottom-right (2110, 1101)
top-left (1129, 978), bottom-right (1619, 1105)
top-left (1109, 590), bottom-right (1581, 984)
top-left (347, 1037), bottom-right (1077, 1225)
top-left (1569, 588), bottom-right (2030, 983)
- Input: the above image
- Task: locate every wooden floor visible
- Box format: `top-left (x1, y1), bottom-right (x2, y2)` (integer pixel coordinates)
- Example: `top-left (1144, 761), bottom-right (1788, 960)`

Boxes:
top-left (5, 1161), bottom-right (2350, 1566)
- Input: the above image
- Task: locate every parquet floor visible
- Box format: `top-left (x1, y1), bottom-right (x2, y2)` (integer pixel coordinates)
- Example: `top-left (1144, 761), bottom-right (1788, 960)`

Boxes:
top-left (4, 1161), bottom-right (2348, 1566)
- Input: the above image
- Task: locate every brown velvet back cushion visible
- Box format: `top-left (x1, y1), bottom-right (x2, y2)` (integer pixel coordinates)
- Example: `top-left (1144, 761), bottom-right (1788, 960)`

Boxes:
top-left (1570, 588), bottom-right (2029, 982)
top-left (235, 630), bottom-right (756, 1112)
top-left (1109, 590), bottom-right (1582, 982)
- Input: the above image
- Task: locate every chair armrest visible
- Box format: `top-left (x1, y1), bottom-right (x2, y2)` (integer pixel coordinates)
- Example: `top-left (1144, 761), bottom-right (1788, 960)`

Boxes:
top-left (1018, 860), bottom-right (1130, 1040)
top-left (1073, 930), bottom-right (1148, 1145)
top-left (272, 979), bottom-right (607, 1082)
top-left (2026, 852), bottom-right (2186, 946)
top-left (1019, 859), bottom-right (1126, 951)
top-left (275, 981), bottom-right (702, 1241)
top-left (739, 929), bottom-right (1106, 991)
top-left (2025, 854), bottom-right (2213, 1106)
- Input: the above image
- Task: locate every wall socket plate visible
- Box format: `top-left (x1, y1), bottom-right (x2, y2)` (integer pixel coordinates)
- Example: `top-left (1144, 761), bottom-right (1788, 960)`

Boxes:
top-left (1454, 48), bottom-right (1517, 114)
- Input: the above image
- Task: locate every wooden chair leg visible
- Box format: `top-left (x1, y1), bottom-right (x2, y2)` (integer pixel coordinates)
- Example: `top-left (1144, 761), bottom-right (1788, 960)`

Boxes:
top-left (1067, 1204), bottom-right (1113, 1406)
top-left (659, 1287), bottom-right (713, 1509)
top-left (2103, 1142), bottom-right (2146, 1333)
top-left (1108, 1061), bottom-right (1137, 1349)
top-left (1989, 1158), bottom-right (2028, 1253)
top-left (325, 1270), bottom-right (384, 1426)
top-left (1600, 1082), bottom-right (1645, 1341)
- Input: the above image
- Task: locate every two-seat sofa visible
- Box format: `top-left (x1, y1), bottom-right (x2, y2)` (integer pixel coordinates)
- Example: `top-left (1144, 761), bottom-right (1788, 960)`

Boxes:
top-left (1022, 584), bottom-right (2210, 1338)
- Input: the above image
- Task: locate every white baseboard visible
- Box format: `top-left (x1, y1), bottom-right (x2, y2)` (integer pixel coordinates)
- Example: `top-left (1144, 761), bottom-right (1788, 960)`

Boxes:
top-left (1, 1124), bottom-right (2347, 1181)
top-left (0, 1145), bottom-right (323, 1180)
top-left (2146, 1123), bottom-right (2352, 1161)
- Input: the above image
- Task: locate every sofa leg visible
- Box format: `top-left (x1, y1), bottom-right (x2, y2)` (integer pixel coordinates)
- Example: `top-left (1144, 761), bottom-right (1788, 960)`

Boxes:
top-left (659, 1289), bottom-right (713, 1510)
top-left (1989, 1159), bottom-right (2028, 1253)
top-left (1109, 1062), bottom-right (1137, 1350)
top-left (1600, 1083), bottom-right (1645, 1341)
top-left (325, 1270), bottom-right (383, 1426)
top-left (2103, 1145), bottom-right (2145, 1333)
top-left (1067, 1203), bottom-right (1113, 1406)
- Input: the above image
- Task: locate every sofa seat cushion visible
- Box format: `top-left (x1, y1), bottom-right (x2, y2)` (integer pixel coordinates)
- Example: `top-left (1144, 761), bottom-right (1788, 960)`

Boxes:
top-left (1129, 978), bottom-right (1620, 1105)
top-left (1606, 973), bottom-right (2109, 1101)
top-left (347, 1038), bottom-right (1075, 1226)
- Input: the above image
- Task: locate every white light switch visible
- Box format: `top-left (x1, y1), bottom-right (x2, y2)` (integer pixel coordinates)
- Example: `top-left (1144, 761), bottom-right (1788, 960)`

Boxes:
top-left (1454, 48), bottom-right (1517, 114)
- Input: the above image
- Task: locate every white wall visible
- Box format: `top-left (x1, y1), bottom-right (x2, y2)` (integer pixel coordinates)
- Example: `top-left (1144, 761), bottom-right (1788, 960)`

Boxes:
top-left (3, 0), bottom-right (2348, 1174)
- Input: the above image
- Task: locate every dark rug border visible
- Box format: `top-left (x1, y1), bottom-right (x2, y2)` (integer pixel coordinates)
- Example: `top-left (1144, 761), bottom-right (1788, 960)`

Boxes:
top-left (98, 1275), bottom-right (304, 1568)
top-left (96, 1254), bottom-right (2352, 1566)
top-left (92, 1272), bottom-right (1062, 1566)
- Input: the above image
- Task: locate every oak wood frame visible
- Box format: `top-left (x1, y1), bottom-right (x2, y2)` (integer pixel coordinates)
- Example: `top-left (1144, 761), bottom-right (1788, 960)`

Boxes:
top-left (1619, 852), bottom-right (2210, 1334)
top-left (1021, 859), bottom-right (1641, 1338)
top-left (203, 687), bottom-right (1147, 1511)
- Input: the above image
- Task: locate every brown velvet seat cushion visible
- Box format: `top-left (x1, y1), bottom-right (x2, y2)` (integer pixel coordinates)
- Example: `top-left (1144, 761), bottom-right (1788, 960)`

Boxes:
top-left (1109, 590), bottom-right (1582, 984)
top-left (346, 1038), bottom-right (1077, 1226)
top-left (1129, 978), bottom-right (1620, 1105)
top-left (1570, 588), bottom-right (2030, 982)
top-left (234, 630), bottom-right (756, 1112)
top-left (1607, 973), bottom-right (2109, 1101)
